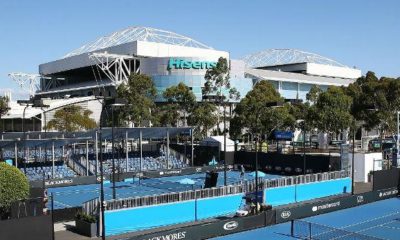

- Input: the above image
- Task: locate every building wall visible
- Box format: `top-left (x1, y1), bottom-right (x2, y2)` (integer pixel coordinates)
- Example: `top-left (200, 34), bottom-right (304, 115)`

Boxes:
top-left (256, 79), bottom-right (329, 102)
top-left (141, 58), bottom-right (253, 102)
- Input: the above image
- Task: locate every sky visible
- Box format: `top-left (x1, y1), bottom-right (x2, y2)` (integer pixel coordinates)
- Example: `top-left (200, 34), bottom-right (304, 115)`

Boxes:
top-left (0, 0), bottom-right (399, 100)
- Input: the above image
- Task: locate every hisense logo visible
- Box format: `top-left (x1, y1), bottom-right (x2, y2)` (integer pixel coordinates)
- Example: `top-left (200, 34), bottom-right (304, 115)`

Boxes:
top-left (168, 58), bottom-right (217, 70)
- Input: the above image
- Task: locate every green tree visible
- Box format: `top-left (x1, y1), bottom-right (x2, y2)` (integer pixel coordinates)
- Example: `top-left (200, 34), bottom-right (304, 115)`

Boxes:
top-left (306, 85), bottom-right (322, 104)
top-left (163, 82), bottom-right (196, 126)
top-left (46, 105), bottom-right (97, 132)
top-left (231, 80), bottom-right (294, 138)
top-left (347, 71), bottom-right (400, 136)
top-left (154, 104), bottom-right (180, 127)
top-left (0, 96), bottom-right (9, 131)
top-left (0, 162), bottom-right (29, 219)
top-left (310, 86), bottom-right (353, 137)
top-left (203, 57), bottom-right (240, 133)
top-left (188, 102), bottom-right (218, 139)
top-left (117, 73), bottom-right (157, 127)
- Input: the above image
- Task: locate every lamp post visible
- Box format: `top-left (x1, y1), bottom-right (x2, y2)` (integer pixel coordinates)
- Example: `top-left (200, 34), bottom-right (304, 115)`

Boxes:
top-left (110, 98), bottom-right (127, 199)
top-left (397, 111), bottom-right (399, 167)
top-left (223, 103), bottom-right (227, 186)
top-left (17, 100), bottom-right (33, 174)
top-left (99, 128), bottom-right (106, 240)
top-left (352, 125), bottom-right (356, 195)
top-left (253, 101), bottom-right (284, 212)
top-left (32, 100), bottom-right (49, 179)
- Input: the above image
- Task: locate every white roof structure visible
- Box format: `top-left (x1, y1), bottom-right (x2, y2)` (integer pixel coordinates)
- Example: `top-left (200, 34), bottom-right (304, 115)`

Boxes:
top-left (64, 26), bottom-right (213, 58)
top-left (2, 96), bottom-right (100, 120)
top-left (242, 49), bottom-right (348, 68)
top-left (201, 136), bottom-right (235, 152)
top-left (245, 68), bottom-right (355, 86)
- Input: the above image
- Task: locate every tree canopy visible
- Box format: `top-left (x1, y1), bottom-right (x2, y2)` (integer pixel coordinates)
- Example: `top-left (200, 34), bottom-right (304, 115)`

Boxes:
top-left (162, 82), bottom-right (196, 126)
top-left (231, 80), bottom-right (294, 138)
top-left (0, 162), bottom-right (29, 219)
top-left (46, 105), bottom-right (97, 132)
top-left (308, 86), bottom-right (353, 135)
top-left (347, 71), bottom-right (400, 135)
top-left (188, 102), bottom-right (217, 139)
top-left (117, 73), bottom-right (157, 127)
top-left (0, 96), bottom-right (9, 118)
top-left (203, 57), bottom-right (240, 102)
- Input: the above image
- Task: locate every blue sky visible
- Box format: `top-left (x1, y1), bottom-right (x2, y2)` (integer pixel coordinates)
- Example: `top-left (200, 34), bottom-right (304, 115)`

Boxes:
top-left (0, 0), bottom-right (399, 99)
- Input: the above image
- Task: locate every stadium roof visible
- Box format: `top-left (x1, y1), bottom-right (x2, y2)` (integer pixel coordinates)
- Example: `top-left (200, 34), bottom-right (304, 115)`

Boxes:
top-left (241, 49), bottom-right (348, 68)
top-left (63, 26), bottom-right (213, 58)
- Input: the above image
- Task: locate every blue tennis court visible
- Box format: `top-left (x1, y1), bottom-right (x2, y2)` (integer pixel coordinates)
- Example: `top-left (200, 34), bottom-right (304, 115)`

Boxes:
top-left (48, 170), bottom-right (281, 209)
top-left (214, 197), bottom-right (400, 240)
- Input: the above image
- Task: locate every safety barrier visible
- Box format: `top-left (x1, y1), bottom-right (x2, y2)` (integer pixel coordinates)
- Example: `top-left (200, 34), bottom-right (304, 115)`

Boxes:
top-left (82, 198), bottom-right (100, 215)
top-left (83, 170), bottom-right (349, 214)
top-left (104, 184), bottom-right (244, 211)
top-left (66, 157), bottom-right (88, 176)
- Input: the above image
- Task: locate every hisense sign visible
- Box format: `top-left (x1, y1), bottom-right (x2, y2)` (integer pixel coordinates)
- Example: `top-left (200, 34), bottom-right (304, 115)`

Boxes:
top-left (168, 58), bottom-right (217, 70)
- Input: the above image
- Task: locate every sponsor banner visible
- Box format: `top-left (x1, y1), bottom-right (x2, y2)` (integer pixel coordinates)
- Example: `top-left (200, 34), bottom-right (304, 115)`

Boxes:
top-left (276, 188), bottom-right (399, 223)
top-left (376, 188), bottom-right (399, 199)
top-left (373, 168), bottom-right (400, 191)
top-left (31, 176), bottom-right (97, 188)
top-left (130, 213), bottom-right (266, 240)
top-left (142, 165), bottom-right (233, 179)
top-left (32, 165), bottom-right (234, 189)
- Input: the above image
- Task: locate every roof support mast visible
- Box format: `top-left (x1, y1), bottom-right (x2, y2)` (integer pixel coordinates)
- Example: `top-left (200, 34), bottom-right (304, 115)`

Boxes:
top-left (89, 52), bottom-right (138, 84)
top-left (8, 73), bottom-right (41, 98)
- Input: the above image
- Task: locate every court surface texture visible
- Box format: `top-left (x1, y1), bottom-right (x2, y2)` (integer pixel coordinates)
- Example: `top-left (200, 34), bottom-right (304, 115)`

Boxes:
top-left (214, 197), bottom-right (400, 240)
top-left (48, 171), bottom-right (281, 210)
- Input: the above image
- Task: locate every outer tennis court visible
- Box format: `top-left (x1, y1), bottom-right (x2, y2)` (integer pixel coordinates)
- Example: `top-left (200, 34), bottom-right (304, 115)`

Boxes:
top-left (214, 197), bottom-right (400, 240)
top-left (48, 170), bottom-right (281, 209)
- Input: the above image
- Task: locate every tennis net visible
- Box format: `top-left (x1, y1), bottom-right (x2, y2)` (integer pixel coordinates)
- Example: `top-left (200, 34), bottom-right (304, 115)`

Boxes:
top-left (291, 220), bottom-right (383, 240)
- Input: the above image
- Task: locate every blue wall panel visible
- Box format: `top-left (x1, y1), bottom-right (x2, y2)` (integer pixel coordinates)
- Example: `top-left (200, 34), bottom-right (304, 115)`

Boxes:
top-left (296, 177), bottom-right (351, 202)
top-left (264, 178), bottom-right (352, 207)
top-left (104, 200), bottom-right (195, 236)
top-left (196, 194), bottom-right (244, 220)
top-left (104, 194), bottom-right (245, 236)
top-left (264, 185), bottom-right (296, 206)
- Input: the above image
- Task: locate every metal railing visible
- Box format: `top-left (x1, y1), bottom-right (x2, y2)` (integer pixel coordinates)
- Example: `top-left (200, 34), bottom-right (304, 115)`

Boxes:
top-left (102, 184), bottom-right (244, 212)
top-left (66, 157), bottom-right (87, 176)
top-left (243, 170), bottom-right (349, 193)
top-left (82, 197), bottom-right (100, 215)
top-left (82, 170), bottom-right (350, 214)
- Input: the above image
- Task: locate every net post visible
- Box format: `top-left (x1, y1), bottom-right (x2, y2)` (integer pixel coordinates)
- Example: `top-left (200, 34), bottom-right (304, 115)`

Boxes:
top-left (308, 221), bottom-right (312, 240)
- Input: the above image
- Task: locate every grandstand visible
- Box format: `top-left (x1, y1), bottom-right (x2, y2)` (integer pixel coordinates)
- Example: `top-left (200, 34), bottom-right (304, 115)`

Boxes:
top-left (21, 164), bottom-right (76, 181)
top-left (0, 127), bottom-right (192, 181)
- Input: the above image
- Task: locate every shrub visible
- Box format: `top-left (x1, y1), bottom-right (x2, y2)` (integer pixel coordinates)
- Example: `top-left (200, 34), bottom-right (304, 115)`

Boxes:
top-left (0, 162), bottom-right (29, 218)
top-left (75, 211), bottom-right (96, 223)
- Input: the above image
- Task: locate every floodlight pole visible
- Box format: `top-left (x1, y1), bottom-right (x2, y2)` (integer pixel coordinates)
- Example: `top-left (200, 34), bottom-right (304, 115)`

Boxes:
top-left (99, 127), bottom-right (106, 240)
top-left (255, 135), bottom-right (259, 214)
top-left (302, 121), bottom-right (306, 175)
top-left (111, 105), bottom-right (116, 199)
top-left (22, 104), bottom-right (29, 174)
top-left (352, 127), bottom-right (355, 195)
top-left (223, 104), bottom-right (227, 186)
top-left (40, 106), bottom-right (48, 180)
top-left (397, 111), bottom-right (399, 167)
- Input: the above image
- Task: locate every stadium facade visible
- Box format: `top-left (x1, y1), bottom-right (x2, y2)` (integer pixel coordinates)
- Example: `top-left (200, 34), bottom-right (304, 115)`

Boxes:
top-left (3, 26), bottom-right (361, 132)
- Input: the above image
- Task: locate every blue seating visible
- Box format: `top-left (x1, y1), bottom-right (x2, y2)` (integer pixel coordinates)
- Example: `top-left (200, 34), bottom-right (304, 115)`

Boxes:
top-left (89, 155), bottom-right (188, 174)
top-left (20, 164), bottom-right (76, 181)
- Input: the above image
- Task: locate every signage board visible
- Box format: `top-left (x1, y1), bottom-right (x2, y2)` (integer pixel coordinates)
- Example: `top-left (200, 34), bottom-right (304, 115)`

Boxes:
top-left (168, 58), bottom-right (217, 70)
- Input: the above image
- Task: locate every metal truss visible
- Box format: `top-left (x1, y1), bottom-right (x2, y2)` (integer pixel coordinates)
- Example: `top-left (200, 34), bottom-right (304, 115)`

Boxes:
top-left (89, 52), bottom-right (138, 84)
top-left (241, 49), bottom-right (347, 68)
top-left (64, 26), bottom-right (212, 58)
top-left (8, 72), bottom-right (41, 97)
